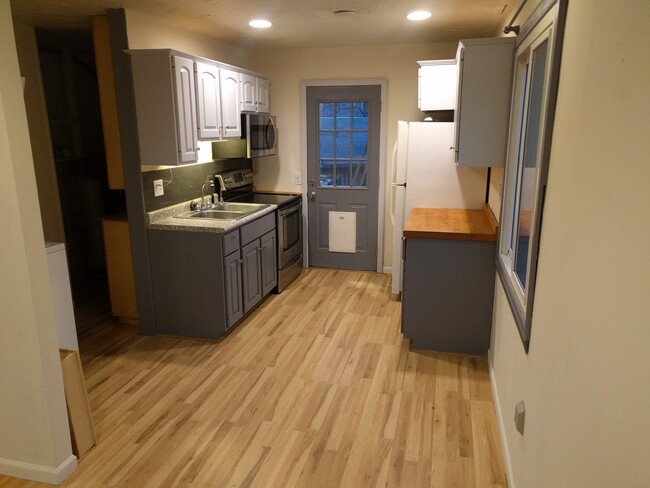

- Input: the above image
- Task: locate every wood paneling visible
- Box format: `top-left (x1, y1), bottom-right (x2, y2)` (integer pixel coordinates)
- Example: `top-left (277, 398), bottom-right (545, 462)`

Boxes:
top-left (91, 15), bottom-right (124, 190)
top-left (101, 216), bottom-right (137, 323)
top-left (0, 269), bottom-right (506, 487)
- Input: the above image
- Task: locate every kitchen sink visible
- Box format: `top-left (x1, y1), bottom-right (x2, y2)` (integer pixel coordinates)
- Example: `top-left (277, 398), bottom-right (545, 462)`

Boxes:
top-left (213, 202), bottom-right (268, 212)
top-left (175, 203), bottom-right (270, 221)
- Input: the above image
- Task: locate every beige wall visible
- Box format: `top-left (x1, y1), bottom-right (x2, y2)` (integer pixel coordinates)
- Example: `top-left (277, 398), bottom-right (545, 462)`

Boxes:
top-left (12, 21), bottom-right (66, 243)
top-left (249, 42), bottom-right (457, 267)
top-left (489, 1), bottom-right (650, 486)
top-left (125, 9), bottom-right (249, 68)
top-left (0, 0), bottom-right (75, 482)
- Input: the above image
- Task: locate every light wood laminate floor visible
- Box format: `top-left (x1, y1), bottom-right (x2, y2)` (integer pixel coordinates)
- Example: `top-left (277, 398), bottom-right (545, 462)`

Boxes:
top-left (0, 269), bottom-right (507, 487)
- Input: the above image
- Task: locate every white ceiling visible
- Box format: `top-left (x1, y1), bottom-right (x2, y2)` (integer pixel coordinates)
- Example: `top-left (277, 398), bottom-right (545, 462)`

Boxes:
top-left (11, 0), bottom-right (515, 49)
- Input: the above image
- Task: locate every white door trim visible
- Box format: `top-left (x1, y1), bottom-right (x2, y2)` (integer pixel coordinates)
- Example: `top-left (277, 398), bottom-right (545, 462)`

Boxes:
top-left (300, 79), bottom-right (387, 272)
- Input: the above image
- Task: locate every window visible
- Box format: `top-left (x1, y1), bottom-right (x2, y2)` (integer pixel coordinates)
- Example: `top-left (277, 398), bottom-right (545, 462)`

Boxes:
top-left (318, 101), bottom-right (369, 188)
top-left (497, 0), bottom-right (567, 351)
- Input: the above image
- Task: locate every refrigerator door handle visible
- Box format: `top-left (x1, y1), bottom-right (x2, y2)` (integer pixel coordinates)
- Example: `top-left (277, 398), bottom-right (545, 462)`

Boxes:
top-left (389, 140), bottom-right (399, 226)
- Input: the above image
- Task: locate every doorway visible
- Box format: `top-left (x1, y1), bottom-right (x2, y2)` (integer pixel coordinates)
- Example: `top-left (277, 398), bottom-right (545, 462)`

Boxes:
top-left (305, 84), bottom-right (382, 270)
top-left (37, 29), bottom-right (126, 331)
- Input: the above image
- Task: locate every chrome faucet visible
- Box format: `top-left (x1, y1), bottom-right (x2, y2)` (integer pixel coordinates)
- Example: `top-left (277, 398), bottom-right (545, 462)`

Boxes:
top-left (201, 179), bottom-right (214, 209)
top-left (214, 174), bottom-right (227, 204)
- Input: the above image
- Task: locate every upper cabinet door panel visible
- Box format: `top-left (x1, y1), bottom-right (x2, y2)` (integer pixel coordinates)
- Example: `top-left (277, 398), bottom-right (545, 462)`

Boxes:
top-left (195, 61), bottom-right (222, 140)
top-left (256, 77), bottom-right (270, 114)
top-left (172, 55), bottom-right (198, 163)
top-left (240, 73), bottom-right (256, 113)
top-left (220, 68), bottom-right (242, 138)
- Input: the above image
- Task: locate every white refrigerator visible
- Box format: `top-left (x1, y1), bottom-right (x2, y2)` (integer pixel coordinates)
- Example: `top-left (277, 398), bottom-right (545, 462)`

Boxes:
top-left (390, 121), bottom-right (487, 295)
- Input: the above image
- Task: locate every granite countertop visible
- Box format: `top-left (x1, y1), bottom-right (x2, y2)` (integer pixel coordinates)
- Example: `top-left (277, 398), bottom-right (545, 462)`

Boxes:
top-left (146, 199), bottom-right (277, 234)
top-left (403, 204), bottom-right (498, 241)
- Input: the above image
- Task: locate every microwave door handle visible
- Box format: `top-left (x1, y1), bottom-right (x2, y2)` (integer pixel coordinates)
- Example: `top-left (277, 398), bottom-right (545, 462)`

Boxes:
top-left (267, 117), bottom-right (277, 150)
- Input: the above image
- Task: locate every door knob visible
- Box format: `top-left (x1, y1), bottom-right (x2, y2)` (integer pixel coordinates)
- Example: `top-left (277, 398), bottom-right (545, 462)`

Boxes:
top-left (309, 191), bottom-right (316, 200)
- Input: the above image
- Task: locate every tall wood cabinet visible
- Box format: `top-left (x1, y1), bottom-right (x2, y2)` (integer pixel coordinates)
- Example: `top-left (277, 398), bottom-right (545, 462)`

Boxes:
top-left (102, 215), bottom-right (137, 324)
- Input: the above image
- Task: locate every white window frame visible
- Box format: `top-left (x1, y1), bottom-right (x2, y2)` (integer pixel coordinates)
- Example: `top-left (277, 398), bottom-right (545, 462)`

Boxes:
top-left (496, 0), bottom-right (568, 351)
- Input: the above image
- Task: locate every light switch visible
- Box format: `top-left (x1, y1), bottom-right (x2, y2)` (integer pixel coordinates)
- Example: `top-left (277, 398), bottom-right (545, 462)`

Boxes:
top-left (153, 179), bottom-right (164, 197)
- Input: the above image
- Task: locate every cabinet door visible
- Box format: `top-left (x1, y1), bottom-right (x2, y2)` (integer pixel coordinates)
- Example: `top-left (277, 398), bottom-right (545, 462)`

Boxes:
top-left (223, 250), bottom-right (243, 328)
top-left (241, 239), bottom-right (262, 313)
top-left (256, 77), bottom-right (270, 114)
top-left (220, 68), bottom-right (242, 138)
top-left (260, 230), bottom-right (277, 296)
top-left (195, 61), bottom-right (222, 140)
top-left (240, 73), bottom-right (256, 113)
top-left (172, 55), bottom-right (198, 163)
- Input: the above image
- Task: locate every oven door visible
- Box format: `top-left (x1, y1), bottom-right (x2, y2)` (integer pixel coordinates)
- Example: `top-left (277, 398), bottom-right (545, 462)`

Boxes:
top-left (278, 200), bottom-right (302, 268)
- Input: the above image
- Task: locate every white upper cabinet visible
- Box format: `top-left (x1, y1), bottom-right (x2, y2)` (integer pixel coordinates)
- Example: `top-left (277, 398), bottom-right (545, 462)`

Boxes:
top-left (453, 37), bottom-right (515, 167)
top-left (256, 77), bottom-right (270, 113)
top-left (130, 51), bottom-right (198, 165)
top-left (240, 73), bottom-right (256, 113)
top-left (418, 60), bottom-right (457, 111)
top-left (173, 56), bottom-right (199, 163)
top-left (240, 73), bottom-right (270, 114)
top-left (220, 68), bottom-right (242, 138)
top-left (195, 61), bottom-right (222, 140)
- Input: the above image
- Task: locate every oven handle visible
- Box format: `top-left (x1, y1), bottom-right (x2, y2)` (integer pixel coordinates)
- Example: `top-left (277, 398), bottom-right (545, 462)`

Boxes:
top-left (278, 200), bottom-right (301, 218)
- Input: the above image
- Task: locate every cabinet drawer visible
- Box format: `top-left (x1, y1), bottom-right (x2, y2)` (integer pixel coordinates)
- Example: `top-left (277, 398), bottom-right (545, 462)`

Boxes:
top-left (223, 229), bottom-right (240, 255)
top-left (240, 212), bottom-right (275, 245)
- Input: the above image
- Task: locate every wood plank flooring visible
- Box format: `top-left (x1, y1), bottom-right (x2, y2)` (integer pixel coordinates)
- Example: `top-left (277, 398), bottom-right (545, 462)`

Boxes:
top-left (0, 269), bottom-right (507, 488)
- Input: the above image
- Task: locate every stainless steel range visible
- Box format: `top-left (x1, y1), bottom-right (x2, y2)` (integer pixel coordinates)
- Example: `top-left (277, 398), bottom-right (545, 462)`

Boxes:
top-left (219, 169), bottom-right (302, 292)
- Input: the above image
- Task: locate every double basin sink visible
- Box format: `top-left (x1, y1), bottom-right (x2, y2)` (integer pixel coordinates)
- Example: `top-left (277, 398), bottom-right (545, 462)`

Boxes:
top-left (175, 202), bottom-right (270, 221)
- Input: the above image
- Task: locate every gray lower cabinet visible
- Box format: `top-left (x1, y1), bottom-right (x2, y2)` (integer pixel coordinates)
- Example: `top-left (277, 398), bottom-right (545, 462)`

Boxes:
top-left (148, 212), bottom-right (276, 340)
top-left (260, 231), bottom-right (277, 296)
top-left (223, 249), bottom-right (243, 329)
top-left (402, 237), bottom-right (496, 355)
top-left (242, 239), bottom-right (262, 312)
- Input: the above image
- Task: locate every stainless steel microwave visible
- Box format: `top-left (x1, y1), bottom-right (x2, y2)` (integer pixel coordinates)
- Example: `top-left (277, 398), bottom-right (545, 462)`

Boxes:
top-left (212, 114), bottom-right (277, 159)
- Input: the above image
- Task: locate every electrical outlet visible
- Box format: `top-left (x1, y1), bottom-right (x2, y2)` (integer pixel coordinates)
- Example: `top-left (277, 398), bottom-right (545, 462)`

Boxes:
top-left (153, 179), bottom-right (164, 197)
top-left (294, 172), bottom-right (302, 185)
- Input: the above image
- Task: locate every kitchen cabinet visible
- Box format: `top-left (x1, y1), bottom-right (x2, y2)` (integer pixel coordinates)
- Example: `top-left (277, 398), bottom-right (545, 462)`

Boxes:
top-left (130, 50), bottom-right (198, 165)
top-left (223, 249), bottom-right (244, 328)
top-left (453, 37), bottom-right (515, 167)
top-left (240, 73), bottom-right (270, 114)
top-left (417, 59), bottom-right (457, 112)
top-left (196, 61), bottom-right (244, 140)
top-left (147, 211), bottom-right (276, 340)
top-left (401, 207), bottom-right (497, 355)
top-left (195, 61), bottom-right (223, 140)
top-left (220, 68), bottom-right (242, 138)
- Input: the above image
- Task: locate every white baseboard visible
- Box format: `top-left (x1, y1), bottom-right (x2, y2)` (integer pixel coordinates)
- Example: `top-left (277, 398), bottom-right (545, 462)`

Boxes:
top-left (0, 454), bottom-right (77, 485)
top-left (488, 349), bottom-right (516, 488)
top-left (382, 266), bottom-right (392, 274)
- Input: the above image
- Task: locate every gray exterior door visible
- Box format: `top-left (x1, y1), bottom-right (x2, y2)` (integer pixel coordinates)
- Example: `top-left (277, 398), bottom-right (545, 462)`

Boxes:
top-left (306, 85), bottom-right (381, 270)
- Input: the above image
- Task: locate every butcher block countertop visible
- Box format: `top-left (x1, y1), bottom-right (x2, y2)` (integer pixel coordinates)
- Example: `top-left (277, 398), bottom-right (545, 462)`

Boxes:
top-left (403, 204), bottom-right (498, 241)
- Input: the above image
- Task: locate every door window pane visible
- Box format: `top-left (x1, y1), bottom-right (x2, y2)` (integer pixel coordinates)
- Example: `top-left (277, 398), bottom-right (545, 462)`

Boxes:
top-left (319, 132), bottom-right (334, 158)
top-left (336, 160), bottom-right (351, 186)
top-left (335, 103), bottom-right (352, 130)
top-left (319, 159), bottom-right (334, 186)
top-left (336, 132), bottom-right (351, 158)
top-left (352, 160), bottom-right (367, 186)
top-left (514, 40), bottom-right (548, 288)
top-left (352, 102), bottom-right (368, 129)
top-left (319, 103), bottom-right (335, 129)
top-left (353, 132), bottom-right (368, 158)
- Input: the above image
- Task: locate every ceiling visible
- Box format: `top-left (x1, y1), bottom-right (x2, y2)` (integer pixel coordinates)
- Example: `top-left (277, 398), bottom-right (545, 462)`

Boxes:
top-left (10, 0), bottom-right (515, 49)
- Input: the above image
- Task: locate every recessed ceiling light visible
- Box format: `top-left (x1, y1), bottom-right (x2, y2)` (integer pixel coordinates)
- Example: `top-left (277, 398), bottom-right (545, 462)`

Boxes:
top-left (406, 10), bottom-right (432, 21)
top-left (249, 19), bottom-right (272, 29)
